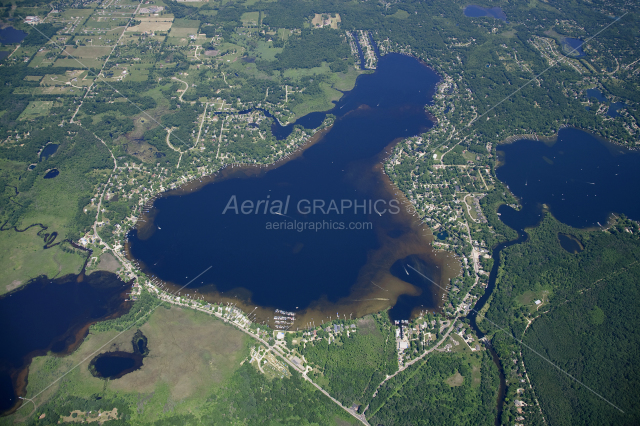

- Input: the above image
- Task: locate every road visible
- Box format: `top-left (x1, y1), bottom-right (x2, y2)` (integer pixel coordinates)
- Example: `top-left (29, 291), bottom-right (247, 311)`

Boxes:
top-left (172, 76), bottom-right (189, 102)
top-left (70, 2), bottom-right (142, 123)
top-left (372, 317), bottom-right (459, 397)
top-left (153, 290), bottom-right (370, 425)
top-left (194, 102), bottom-right (208, 148)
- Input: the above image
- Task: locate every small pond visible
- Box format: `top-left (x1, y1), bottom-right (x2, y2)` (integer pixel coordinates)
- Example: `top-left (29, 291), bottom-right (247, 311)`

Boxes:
top-left (43, 169), bottom-right (59, 179)
top-left (562, 37), bottom-right (586, 57)
top-left (436, 231), bottom-right (449, 240)
top-left (558, 233), bottom-right (584, 254)
top-left (40, 144), bottom-right (59, 161)
top-left (586, 89), bottom-right (605, 102)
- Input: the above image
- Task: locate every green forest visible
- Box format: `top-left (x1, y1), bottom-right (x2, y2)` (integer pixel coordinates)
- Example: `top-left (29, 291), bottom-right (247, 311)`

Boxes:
top-left (367, 350), bottom-right (499, 425)
top-left (481, 215), bottom-right (640, 425)
top-left (300, 315), bottom-right (397, 408)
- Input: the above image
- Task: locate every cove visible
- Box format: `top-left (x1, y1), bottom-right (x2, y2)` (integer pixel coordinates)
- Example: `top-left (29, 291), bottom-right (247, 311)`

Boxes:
top-left (0, 272), bottom-right (131, 414)
top-left (495, 127), bottom-right (640, 231)
top-left (127, 54), bottom-right (460, 328)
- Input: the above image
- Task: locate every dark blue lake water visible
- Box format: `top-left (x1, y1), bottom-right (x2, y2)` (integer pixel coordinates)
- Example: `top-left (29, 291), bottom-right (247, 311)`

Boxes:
top-left (464, 5), bottom-right (507, 22)
top-left (40, 144), bottom-right (58, 161)
top-left (89, 331), bottom-right (147, 379)
top-left (0, 51), bottom-right (9, 62)
top-left (0, 27), bottom-right (27, 45)
top-left (0, 272), bottom-right (131, 414)
top-left (496, 128), bottom-right (640, 231)
top-left (608, 102), bottom-right (626, 118)
top-left (128, 54), bottom-right (460, 327)
top-left (562, 37), bottom-right (586, 57)
top-left (586, 89), bottom-right (605, 102)
top-left (43, 169), bottom-right (59, 179)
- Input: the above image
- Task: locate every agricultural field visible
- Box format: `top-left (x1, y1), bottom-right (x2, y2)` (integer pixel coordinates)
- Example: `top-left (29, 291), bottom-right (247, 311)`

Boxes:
top-left (18, 101), bottom-right (54, 120)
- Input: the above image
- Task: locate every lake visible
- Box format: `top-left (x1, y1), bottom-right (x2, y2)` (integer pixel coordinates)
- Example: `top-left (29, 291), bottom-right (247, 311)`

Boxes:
top-left (608, 102), bottom-right (626, 118)
top-left (562, 37), bottom-right (586, 58)
top-left (0, 272), bottom-right (131, 414)
top-left (495, 127), bottom-right (640, 231)
top-left (0, 27), bottom-right (27, 45)
top-left (127, 54), bottom-right (460, 327)
top-left (463, 5), bottom-right (507, 22)
top-left (40, 144), bottom-right (59, 161)
top-left (586, 88), bottom-right (605, 102)
top-left (43, 169), bottom-right (59, 179)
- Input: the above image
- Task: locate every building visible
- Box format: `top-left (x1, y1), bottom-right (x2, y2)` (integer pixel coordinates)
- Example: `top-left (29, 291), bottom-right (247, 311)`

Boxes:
top-left (24, 16), bottom-right (40, 24)
top-left (276, 332), bottom-right (285, 340)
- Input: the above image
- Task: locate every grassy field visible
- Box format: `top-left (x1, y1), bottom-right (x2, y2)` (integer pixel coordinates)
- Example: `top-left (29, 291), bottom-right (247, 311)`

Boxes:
top-left (54, 58), bottom-right (104, 68)
top-left (60, 8), bottom-right (94, 18)
top-left (387, 10), bottom-right (410, 19)
top-left (169, 27), bottom-right (199, 38)
top-left (128, 21), bottom-right (173, 33)
top-left (13, 305), bottom-right (250, 423)
top-left (291, 82), bottom-right (342, 118)
top-left (18, 101), bottom-right (53, 120)
top-left (240, 11), bottom-right (260, 26)
top-left (172, 18), bottom-right (201, 28)
top-left (254, 40), bottom-right (282, 60)
top-left (0, 226), bottom-right (85, 295)
top-left (62, 46), bottom-right (112, 59)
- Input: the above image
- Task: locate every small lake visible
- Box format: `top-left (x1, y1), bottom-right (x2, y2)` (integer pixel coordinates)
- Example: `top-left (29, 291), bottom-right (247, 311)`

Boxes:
top-left (558, 233), bottom-right (584, 253)
top-left (463, 5), bottom-right (507, 22)
top-left (0, 51), bottom-right (9, 62)
top-left (586, 89), bottom-right (605, 102)
top-left (562, 38), bottom-right (586, 57)
top-left (0, 27), bottom-right (27, 45)
top-left (40, 144), bottom-right (59, 161)
top-left (496, 127), bottom-right (640, 231)
top-left (608, 102), bottom-right (626, 118)
top-left (436, 231), bottom-right (449, 240)
top-left (89, 330), bottom-right (148, 379)
top-left (0, 272), bottom-right (131, 414)
top-left (128, 54), bottom-right (460, 326)
top-left (43, 169), bottom-right (59, 179)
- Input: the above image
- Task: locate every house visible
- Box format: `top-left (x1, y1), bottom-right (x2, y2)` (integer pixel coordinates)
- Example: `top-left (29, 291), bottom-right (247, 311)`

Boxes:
top-left (534, 299), bottom-right (542, 305)
top-left (276, 332), bottom-right (285, 340)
